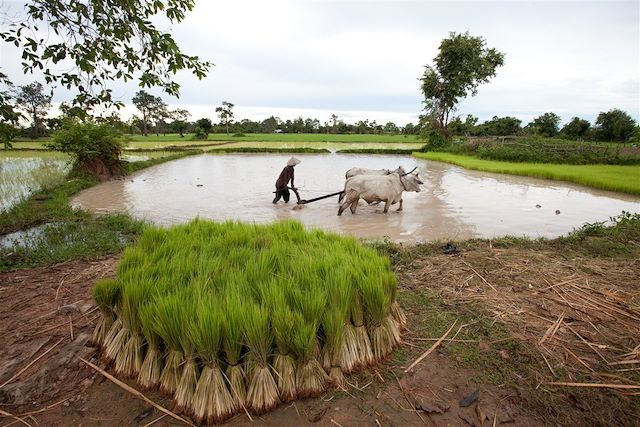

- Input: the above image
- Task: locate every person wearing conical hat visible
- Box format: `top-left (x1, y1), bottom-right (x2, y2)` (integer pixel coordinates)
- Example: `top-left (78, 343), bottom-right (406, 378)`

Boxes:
top-left (273, 157), bottom-right (301, 203)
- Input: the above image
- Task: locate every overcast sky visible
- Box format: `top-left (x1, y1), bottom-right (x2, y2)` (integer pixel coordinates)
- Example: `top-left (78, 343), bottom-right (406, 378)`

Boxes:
top-left (1, 0), bottom-right (639, 126)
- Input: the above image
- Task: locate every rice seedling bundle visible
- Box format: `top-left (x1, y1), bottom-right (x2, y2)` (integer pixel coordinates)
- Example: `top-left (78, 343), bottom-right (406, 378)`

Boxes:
top-left (92, 219), bottom-right (404, 423)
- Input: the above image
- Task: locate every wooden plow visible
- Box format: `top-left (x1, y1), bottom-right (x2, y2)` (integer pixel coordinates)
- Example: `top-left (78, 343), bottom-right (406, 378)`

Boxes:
top-left (274, 187), bottom-right (343, 205)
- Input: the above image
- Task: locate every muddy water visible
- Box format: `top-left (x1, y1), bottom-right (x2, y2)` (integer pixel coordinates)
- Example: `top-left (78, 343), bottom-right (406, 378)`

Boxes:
top-left (71, 154), bottom-right (640, 242)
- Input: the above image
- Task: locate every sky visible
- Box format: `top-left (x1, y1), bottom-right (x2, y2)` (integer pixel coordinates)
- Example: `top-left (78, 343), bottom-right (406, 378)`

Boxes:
top-left (1, 0), bottom-right (639, 126)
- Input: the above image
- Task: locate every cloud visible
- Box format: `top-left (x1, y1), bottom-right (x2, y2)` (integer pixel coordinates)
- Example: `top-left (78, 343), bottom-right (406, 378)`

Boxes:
top-left (1, 0), bottom-right (638, 125)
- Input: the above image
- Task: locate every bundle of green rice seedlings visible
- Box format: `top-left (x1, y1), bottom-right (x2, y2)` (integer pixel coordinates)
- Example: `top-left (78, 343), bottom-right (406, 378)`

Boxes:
top-left (322, 271), bottom-right (353, 387)
top-left (244, 302), bottom-right (280, 414)
top-left (350, 289), bottom-right (374, 368)
top-left (291, 319), bottom-right (328, 398)
top-left (222, 290), bottom-right (248, 411)
top-left (361, 279), bottom-right (394, 361)
top-left (92, 278), bottom-right (120, 347)
top-left (115, 280), bottom-right (152, 378)
top-left (322, 308), bottom-right (346, 387)
top-left (189, 294), bottom-right (235, 424)
top-left (173, 296), bottom-right (199, 413)
top-left (152, 292), bottom-right (187, 395)
top-left (289, 284), bottom-right (329, 397)
top-left (137, 302), bottom-right (163, 390)
top-left (269, 289), bottom-right (299, 402)
top-left (378, 264), bottom-right (406, 331)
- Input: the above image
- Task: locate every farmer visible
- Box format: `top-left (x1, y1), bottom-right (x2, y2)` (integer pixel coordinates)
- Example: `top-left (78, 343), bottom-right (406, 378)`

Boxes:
top-left (273, 157), bottom-right (301, 203)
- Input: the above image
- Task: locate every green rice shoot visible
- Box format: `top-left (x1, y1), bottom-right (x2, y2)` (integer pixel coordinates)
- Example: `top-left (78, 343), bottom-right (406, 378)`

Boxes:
top-left (93, 219), bottom-right (403, 423)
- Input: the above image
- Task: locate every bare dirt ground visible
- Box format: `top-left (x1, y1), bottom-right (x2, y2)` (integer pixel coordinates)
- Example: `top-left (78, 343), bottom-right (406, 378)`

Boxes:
top-left (1, 243), bottom-right (639, 427)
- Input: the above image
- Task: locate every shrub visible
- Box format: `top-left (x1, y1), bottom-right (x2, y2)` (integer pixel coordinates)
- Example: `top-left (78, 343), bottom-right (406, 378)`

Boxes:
top-left (46, 121), bottom-right (126, 179)
top-left (420, 129), bottom-right (450, 151)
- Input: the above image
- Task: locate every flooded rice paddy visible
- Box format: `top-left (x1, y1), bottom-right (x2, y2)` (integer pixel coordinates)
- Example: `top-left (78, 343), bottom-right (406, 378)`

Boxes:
top-left (0, 153), bottom-right (70, 211)
top-left (71, 154), bottom-right (640, 242)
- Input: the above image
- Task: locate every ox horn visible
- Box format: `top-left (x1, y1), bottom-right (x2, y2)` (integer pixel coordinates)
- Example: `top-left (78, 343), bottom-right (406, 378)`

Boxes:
top-left (401, 167), bottom-right (418, 176)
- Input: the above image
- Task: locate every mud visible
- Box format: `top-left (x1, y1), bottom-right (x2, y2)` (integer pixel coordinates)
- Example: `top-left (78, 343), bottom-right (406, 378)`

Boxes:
top-left (71, 154), bottom-right (640, 242)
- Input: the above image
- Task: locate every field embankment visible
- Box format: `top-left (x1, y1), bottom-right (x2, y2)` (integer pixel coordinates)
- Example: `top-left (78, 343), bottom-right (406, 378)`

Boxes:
top-left (415, 152), bottom-right (640, 195)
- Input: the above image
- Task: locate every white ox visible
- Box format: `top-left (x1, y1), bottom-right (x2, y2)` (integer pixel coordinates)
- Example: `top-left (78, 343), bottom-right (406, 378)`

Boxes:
top-left (344, 166), bottom-right (405, 179)
top-left (340, 166), bottom-right (406, 203)
top-left (337, 171), bottom-right (423, 215)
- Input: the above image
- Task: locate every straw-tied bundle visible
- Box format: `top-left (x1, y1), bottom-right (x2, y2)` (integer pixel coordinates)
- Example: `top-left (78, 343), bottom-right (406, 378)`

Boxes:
top-left (92, 219), bottom-right (404, 424)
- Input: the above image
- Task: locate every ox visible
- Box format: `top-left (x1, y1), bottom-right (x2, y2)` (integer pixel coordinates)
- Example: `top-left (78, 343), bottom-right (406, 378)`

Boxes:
top-left (344, 166), bottom-right (405, 179)
top-left (339, 166), bottom-right (406, 203)
top-left (337, 170), bottom-right (423, 215)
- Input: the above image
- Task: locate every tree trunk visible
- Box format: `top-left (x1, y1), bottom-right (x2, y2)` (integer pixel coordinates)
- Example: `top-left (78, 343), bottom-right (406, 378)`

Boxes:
top-left (31, 108), bottom-right (38, 139)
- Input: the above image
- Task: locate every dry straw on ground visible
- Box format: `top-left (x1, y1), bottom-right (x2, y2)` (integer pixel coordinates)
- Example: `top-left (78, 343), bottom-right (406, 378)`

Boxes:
top-left (402, 246), bottom-right (640, 392)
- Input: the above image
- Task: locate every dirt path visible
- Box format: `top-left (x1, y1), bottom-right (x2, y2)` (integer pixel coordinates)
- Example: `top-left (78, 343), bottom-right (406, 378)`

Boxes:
top-left (1, 245), bottom-right (638, 426)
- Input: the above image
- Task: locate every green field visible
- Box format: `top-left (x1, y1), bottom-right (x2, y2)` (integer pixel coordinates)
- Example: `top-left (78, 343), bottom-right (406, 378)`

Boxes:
top-left (127, 132), bottom-right (422, 143)
top-left (205, 140), bottom-right (424, 151)
top-left (9, 134), bottom-right (423, 151)
top-left (415, 152), bottom-right (640, 195)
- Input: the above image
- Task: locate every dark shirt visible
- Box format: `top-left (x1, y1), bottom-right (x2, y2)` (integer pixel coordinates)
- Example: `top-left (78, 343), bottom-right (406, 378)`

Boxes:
top-left (275, 165), bottom-right (295, 189)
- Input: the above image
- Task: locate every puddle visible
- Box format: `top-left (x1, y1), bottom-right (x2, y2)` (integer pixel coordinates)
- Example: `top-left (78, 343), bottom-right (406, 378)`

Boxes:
top-left (71, 153), bottom-right (640, 242)
top-left (0, 224), bottom-right (51, 248)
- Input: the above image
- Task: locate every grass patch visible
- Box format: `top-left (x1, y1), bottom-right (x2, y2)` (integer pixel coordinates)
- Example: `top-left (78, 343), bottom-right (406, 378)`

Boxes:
top-left (93, 219), bottom-right (404, 420)
top-left (396, 287), bottom-right (532, 386)
top-left (415, 152), bottom-right (640, 195)
top-left (431, 137), bottom-right (639, 165)
top-left (1, 214), bottom-right (144, 270)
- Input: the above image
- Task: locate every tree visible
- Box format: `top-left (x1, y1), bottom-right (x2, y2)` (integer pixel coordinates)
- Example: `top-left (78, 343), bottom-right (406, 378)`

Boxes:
top-left (215, 101), bottom-right (234, 134)
top-left (595, 109), bottom-right (636, 142)
top-left (527, 112), bottom-right (561, 137)
top-left (0, 122), bottom-right (19, 149)
top-left (14, 82), bottom-right (52, 138)
top-left (58, 101), bottom-right (89, 121)
top-left (476, 116), bottom-right (521, 136)
top-left (170, 109), bottom-right (191, 137)
top-left (195, 118), bottom-right (212, 137)
top-left (0, 0), bottom-right (210, 110)
top-left (261, 116), bottom-right (280, 133)
top-left (383, 122), bottom-right (399, 134)
top-left (420, 32), bottom-right (504, 137)
top-left (149, 99), bottom-right (169, 136)
top-left (330, 114), bottom-right (339, 134)
top-left (561, 117), bottom-right (591, 140)
top-left (132, 90), bottom-right (164, 136)
top-left (448, 114), bottom-right (479, 136)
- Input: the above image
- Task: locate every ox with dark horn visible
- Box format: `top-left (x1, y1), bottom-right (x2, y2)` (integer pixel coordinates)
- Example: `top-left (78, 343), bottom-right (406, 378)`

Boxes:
top-left (401, 167), bottom-right (418, 176)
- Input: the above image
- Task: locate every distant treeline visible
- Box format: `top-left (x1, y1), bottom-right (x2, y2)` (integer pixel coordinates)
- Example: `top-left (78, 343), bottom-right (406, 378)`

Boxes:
top-left (7, 83), bottom-right (637, 144)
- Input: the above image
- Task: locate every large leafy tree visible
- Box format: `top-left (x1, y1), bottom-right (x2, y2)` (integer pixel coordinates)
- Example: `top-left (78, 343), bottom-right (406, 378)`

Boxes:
top-left (14, 81), bottom-right (52, 138)
top-left (170, 108), bottom-right (191, 137)
top-left (595, 109), bottom-right (636, 142)
top-left (215, 101), bottom-right (234, 135)
top-left (561, 117), bottom-right (591, 140)
top-left (0, 0), bottom-right (211, 112)
top-left (527, 112), bottom-right (561, 137)
top-left (421, 32), bottom-right (504, 137)
top-left (132, 90), bottom-right (165, 136)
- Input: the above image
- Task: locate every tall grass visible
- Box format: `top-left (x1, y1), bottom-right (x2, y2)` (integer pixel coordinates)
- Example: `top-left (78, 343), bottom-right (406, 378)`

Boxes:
top-left (415, 152), bottom-right (640, 195)
top-left (93, 219), bottom-right (403, 423)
